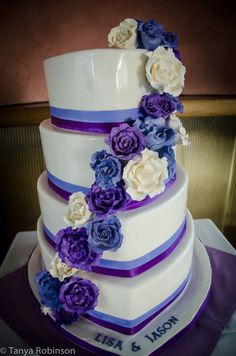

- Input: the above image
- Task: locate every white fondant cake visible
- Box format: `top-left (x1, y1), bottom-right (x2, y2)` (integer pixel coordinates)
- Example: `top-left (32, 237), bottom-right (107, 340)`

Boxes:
top-left (44, 49), bottom-right (151, 111)
top-left (29, 17), bottom-right (210, 351)
top-left (40, 119), bottom-right (107, 188)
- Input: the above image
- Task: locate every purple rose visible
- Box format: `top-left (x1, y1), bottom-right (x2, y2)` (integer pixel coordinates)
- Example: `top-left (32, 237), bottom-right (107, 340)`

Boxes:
top-left (105, 123), bottom-right (145, 160)
top-left (141, 93), bottom-right (177, 119)
top-left (161, 31), bottom-right (178, 49)
top-left (35, 270), bottom-right (62, 309)
top-left (138, 20), bottom-right (164, 51)
top-left (134, 118), bottom-right (175, 151)
top-left (87, 181), bottom-right (129, 215)
top-left (158, 146), bottom-right (176, 180)
top-left (53, 308), bottom-right (79, 326)
top-left (59, 276), bottom-right (99, 314)
top-left (87, 215), bottom-right (123, 253)
top-left (91, 150), bottom-right (122, 189)
top-left (56, 227), bottom-right (101, 271)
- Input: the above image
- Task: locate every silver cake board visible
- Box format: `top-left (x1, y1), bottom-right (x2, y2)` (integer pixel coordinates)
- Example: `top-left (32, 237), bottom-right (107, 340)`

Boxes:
top-left (27, 237), bottom-right (212, 356)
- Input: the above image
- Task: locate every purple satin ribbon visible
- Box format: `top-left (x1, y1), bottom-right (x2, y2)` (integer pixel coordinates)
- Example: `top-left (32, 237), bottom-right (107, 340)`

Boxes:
top-left (43, 221), bottom-right (185, 278)
top-left (52, 117), bottom-right (131, 134)
top-left (83, 275), bottom-right (189, 335)
top-left (50, 106), bottom-right (143, 133)
top-left (48, 175), bottom-right (176, 212)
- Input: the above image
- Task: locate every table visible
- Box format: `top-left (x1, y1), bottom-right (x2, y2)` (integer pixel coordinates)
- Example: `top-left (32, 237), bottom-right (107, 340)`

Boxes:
top-left (0, 219), bottom-right (235, 355)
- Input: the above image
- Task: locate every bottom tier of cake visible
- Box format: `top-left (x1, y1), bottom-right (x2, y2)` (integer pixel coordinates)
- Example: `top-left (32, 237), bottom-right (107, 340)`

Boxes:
top-left (36, 210), bottom-right (194, 335)
top-left (28, 235), bottom-right (212, 354)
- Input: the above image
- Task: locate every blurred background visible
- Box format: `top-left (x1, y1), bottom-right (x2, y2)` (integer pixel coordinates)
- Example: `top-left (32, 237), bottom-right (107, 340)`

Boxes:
top-left (0, 0), bottom-right (236, 261)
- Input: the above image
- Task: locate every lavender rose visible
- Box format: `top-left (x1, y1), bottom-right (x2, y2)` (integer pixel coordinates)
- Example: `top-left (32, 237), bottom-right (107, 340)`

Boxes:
top-left (141, 93), bottom-right (179, 119)
top-left (87, 181), bottom-right (129, 215)
top-left (91, 150), bottom-right (122, 189)
top-left (35, 270), bottom-right (62, 309)
top-left (158, 146), bottom-right (176, 180)
top-left (56, 227), bottom-right (101, 271)
top-left (138, 20), bottom-right (164, 51)
top-left (161, 31), bottom-right (178, 49)
top-left (53, 308), bottom-right (79, 326)
top-left (105, 123), bottom-right (145, 160)
top-left (87, 215), bottom-right (123, 253)
top-left (59, 276), bottom-right (99, 314)
top-left (134, 118), bottom-right (176, 151)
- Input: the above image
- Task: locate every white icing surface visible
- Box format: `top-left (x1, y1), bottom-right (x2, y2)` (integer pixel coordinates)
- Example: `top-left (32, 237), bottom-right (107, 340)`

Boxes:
top-left (44, 49), bottom-right (151, 110)
top-left (37, 211), bottom-right (194, 320)
top-left (37, 166), bottom-right (188, 262)
top-left (40, 119), bottom-right (107, 187)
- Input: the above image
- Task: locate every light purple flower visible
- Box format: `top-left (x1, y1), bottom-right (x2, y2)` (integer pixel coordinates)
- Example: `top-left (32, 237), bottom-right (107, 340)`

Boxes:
top-left (105, 123), bottom-right (145, 160)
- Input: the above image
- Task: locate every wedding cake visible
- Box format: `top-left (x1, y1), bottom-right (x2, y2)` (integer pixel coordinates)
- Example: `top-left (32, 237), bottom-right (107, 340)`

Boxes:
top-left (28, 18), bottom-right (211, 354)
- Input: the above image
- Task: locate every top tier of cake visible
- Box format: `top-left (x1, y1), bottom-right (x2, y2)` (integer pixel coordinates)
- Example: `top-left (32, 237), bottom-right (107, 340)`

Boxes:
top-left (44, 49), bottom-right (151, 114)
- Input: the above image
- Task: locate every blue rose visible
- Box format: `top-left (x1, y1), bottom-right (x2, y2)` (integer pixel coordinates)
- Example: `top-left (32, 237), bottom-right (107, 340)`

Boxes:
top-left (165, 93), bottom-right (184, 113)
top-left (87, 215), bottom-right (124, 254)
top-left (134, 117), bottom-right (163, 136)
top-left (35, 270), bottom-right (62, 309)
top-left (91, 150), bottom-right (122, 189)
top-left (134, 118), bottom-right (176, 151)
top-left (138, 20), bottom-right (164, 51)
top-left (161, 31), bottom-right (178, 49)
top-left (158, 146), bottom-right (176, 180)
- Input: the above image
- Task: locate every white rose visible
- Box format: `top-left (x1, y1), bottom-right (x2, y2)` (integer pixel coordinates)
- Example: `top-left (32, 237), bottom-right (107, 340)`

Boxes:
top-left (167, 113), bottom-right (190, 146)
top-left (108, 18), bottom-right (138, 49)
top-left (64, 192), bottom-right (91, 228)
top-left (123, 148), bottom-right (168, 201)
top-left (49, 253), bottom-right (79, 282)
top-left (145, 46), bottom-right (186, 97)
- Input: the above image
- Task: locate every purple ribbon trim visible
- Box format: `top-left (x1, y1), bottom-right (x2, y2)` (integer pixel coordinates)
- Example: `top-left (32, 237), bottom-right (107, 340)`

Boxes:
top-left (43, 221), bottom-right (185, 278)
top-left (50, 285), bottom-right (209, 354)
top-left (125, 177), bottom-right (175, 211)
top-left (47, 174), bottom-right (176, 212)
top-left (52, 117), bottom-right (129, 134)
top-left (91, 223), bottom-right (185, 277)
top-left (50, 106), bottom-right (143, 134)
top-left (151, 291), bottom-right (210, 355)
top-left (83, 275), bottom-right (189, 335)
top-left (48, 178), bottom-right (71, 201)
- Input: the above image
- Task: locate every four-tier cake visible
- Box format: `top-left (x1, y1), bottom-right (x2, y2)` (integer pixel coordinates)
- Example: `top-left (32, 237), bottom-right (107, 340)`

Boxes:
top-left (27, 18), bottom-right (212, 354)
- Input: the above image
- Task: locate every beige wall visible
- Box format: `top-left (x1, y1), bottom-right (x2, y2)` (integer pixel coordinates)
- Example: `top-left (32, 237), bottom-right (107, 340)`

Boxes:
top-left (0, 0), bottom-right (236, 106)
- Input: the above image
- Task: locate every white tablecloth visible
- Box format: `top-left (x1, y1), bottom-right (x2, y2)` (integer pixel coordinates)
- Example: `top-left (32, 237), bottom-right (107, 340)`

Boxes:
top-left (0, 219), bottom-right (235, 355)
